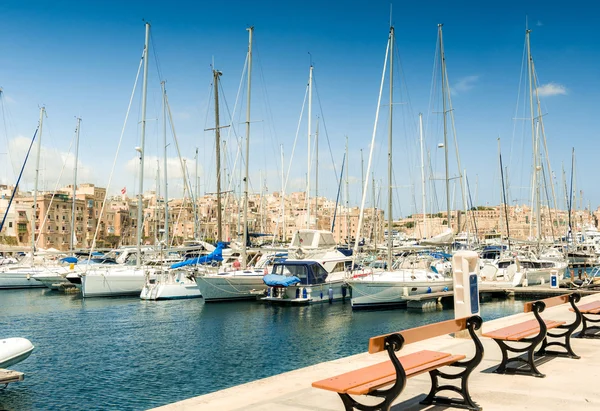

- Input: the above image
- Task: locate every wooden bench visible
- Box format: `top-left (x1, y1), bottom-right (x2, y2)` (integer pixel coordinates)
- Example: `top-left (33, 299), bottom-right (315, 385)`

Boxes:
top-left (312, 316), bottom-right (484, 411)
top-left (482, 293), bottom-right (582, 378)
top-left (570, 299), bottom-right (600, 338)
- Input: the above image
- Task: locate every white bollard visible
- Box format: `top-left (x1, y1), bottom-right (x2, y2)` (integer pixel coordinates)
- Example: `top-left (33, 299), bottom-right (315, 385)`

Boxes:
top-left (452, 250), bottom-right (481, 319)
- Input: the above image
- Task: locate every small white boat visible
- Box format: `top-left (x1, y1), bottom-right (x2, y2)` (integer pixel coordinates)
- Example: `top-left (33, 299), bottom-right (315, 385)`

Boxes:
top-left (0, 338), bottom-right (34, 369)
top-left (140, 270), bottom-right (201, 300)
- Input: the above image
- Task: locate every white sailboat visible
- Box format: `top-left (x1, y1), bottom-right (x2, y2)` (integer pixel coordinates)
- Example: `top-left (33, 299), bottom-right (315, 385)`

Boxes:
top-left (140, 81), bottom-right (201, 300)
top-left (347, 25), bottom-right (453, 309)
top-left (71, 23), bottom-right (153, 298)
top-left (0, 107), bottom-right (47, 289)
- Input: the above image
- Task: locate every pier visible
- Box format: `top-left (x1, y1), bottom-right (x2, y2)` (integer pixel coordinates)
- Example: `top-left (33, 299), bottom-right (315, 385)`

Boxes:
top-left (151, 292), bottom-right (600, 411)
top-left (0, 369), bottom-right (24, 388)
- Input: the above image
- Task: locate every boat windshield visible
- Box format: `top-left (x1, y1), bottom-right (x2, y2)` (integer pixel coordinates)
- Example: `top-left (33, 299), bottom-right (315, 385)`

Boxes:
top-left (272, 263), bottom-right (328, 284)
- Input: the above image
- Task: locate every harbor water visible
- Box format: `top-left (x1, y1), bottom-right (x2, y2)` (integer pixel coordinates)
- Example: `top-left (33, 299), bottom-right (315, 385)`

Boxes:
top-left (1, 289), bottom-right (525, 411)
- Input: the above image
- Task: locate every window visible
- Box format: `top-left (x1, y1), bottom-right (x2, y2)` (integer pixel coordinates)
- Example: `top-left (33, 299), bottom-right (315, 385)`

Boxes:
top-left (8, 222), bottom-right (12, 228)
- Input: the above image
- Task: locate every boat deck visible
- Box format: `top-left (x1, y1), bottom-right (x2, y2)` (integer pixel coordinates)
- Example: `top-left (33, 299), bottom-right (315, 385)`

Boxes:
top-left (0, 369), bottom-right (24, 386)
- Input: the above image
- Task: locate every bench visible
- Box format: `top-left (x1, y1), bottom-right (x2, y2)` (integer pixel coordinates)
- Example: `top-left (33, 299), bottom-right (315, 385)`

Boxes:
top-left (312, 316), bottom-right (484, 411)
top-left (570, 299), bottom-right (600, 338)
top-left (482, 293), bottom-right (582, 378)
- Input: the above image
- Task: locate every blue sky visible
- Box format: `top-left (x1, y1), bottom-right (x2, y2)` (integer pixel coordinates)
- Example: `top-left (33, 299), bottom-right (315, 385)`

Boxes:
top-left (1, 0), bottom-right (598, 219)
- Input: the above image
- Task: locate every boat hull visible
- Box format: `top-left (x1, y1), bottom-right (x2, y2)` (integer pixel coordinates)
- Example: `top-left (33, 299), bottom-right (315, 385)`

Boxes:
top-left (0, 269), bottom-right (47, 289)
top-left (195, 273), bottom-right (266, 302)
top-left (262, 280), bottom-right (349, 305)
top-left (80, 268), bottom-right (148, 298)
top-left (140, 272), bottom-right (201, 300)
top-left (348, 279), bottom-right (453, 309)
top-left (0, 338), bottom-right (34, 369)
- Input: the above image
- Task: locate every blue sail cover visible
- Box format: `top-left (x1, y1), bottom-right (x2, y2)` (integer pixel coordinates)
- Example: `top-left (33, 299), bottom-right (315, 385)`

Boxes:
top-left (60, 257), bottom-right (78, 264)
top-left (263, 274), bottom-right (301, 287)
top-left (170, 244), bottom-right (224, 268)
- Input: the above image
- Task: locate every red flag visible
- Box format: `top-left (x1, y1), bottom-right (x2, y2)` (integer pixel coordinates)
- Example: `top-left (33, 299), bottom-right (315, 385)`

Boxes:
top-left (121, 187), bottom-right (127, 195)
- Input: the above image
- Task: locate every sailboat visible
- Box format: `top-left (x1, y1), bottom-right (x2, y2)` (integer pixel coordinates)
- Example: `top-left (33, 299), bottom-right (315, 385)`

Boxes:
top-left (0, 107), bottom-right (47, 289)
top-left (140, 82), bottom-right (201, 300)
top-left (347, 25), bottom-right (453, 309)
top-left (67, 23), bottom-right (155, 298)
top-left (193, 27), bottom-right (272, 302)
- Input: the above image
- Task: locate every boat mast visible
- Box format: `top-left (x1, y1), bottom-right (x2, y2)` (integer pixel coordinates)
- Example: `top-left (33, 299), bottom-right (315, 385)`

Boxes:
top-left (314, 117), bottom-right (319, 229)
top-left (242, 26), bottom-right (253, 268)
top-left (387, 26), bottom-right (394, 270)
top-left (136, 22), bottom-right (150, 268)
top-left (161, 81), bottom-right (169, 247)
top-left (438, 24), bottom-right (451, 230)
top-left (281, 144), bottom-right (285, 242)
top-left (194, 147), bottom-right (198, 240)
top-left (213, 69), bottom-right (223, 243)
top-left (526, 29), bottom-right (542, 244)
top-left (31, 106), bottom-right (44, 255)
top-left (70, 116), bottom-right (81, 253)
top-left (306, 64), bottom-right (313, 229)
top-left (372, 173), bottom-right (376, 247)
top-left (419, 113), bottom-right (427, 239)
top-left (345, 136), bottom-right (349, 246)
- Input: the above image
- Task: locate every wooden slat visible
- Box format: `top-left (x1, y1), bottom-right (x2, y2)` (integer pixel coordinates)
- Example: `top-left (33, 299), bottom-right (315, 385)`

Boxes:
top-left (347, 354), bottom-right (465, 395)
top-left (483, 319), bottom-right (564, 341)
top-left (368, 317), bottom-right (468, 354)
top-left (0, 369), bottom-right (24, 384)
top-left (571, 301), bottom-right (600, 314)
top-left (523, 294), bottom-right (571, 312)
top-left (312, 350), bottom-right (451, 393)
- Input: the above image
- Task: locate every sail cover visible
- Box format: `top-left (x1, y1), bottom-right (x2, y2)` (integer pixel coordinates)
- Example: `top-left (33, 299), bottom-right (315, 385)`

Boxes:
top-left (170, 243), bottom-right (224, 268)
top-left (263, 274), bottom-right (301, 287)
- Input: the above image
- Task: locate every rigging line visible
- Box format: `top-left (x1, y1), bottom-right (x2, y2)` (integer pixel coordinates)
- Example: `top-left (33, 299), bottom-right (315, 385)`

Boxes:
top-left (35, 124), bottom-right (77, 249)
top-left (0, 128), bottom-right (37, 233)
top-left (149, 30), bottom-right (164, 82)
top-left (254, 40), bottom-right (282, 180)
top-left (86, 53), bottom-right (144, 268)
top-left (311, 75), bottom-right (339, 185)
top-left (0, 91), bottom-right (15, 179)
top-left (508, 36), bottom-right (527, 172)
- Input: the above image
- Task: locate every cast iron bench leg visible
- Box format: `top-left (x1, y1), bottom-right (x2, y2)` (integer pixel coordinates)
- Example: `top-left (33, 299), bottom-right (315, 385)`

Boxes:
top-left (492, 338), bottom-right (545, 378)
top-left (536, 294), bottom-right (582, 358)
top-left (420, 317), bottom-right (484, 411)
top-left (576, 314), bottom-right (600, 339)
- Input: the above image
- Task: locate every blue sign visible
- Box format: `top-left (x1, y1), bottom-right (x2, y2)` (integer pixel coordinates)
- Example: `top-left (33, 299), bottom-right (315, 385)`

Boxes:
top-left (469, 274), bottom-right (479, 314)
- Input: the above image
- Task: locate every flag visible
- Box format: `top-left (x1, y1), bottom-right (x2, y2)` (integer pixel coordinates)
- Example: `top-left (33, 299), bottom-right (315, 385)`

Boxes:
top-left (121, 187), bottom-right (127, 195)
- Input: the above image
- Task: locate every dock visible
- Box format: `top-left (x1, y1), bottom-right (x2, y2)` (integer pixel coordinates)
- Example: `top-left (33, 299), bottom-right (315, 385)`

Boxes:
top-left (150, 292), bottom-right (600, 411)
top-left (0, 369), bottom-right (24, 387)
top-left (404, 285), bottom-right (600, 311)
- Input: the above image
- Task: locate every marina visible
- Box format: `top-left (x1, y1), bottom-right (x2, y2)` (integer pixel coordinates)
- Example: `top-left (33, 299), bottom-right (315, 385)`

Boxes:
top-left (1, 2), bottom-right (600, 411)
top-left (1, 287), bottom-right (534, 411)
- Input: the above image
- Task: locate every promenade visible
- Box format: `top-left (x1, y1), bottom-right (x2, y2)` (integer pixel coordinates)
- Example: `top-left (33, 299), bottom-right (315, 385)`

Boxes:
top-left (153, 293), bottom-right (600, 410)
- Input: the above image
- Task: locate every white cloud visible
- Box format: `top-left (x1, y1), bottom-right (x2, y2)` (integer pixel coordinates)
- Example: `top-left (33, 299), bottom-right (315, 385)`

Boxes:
top-left (125, 155), bottom-right (201, 182)
top-left (537, 82), bottom-right (567, 97)
top-left (451, 75), bottom-right (480, 95)
top-left (8, 136), bottom-right (94, 187)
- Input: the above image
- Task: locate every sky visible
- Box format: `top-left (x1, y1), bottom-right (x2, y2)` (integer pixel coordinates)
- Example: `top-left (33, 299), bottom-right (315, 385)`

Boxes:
top-left (1, 0), bottom-right (599, 219)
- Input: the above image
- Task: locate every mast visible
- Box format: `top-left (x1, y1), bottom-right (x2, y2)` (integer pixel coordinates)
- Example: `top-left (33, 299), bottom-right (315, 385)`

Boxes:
top-left (439, 24), bottom-right (451, 229)
top-left (314, 117), bottom-right (319, 229)
top-left (162, 81), bottom-right (169, 247)
top-left (70, 116), bottom-right (81, 252)
top-left (280, 144), bottom-right (285, 242)
top-left (387, 26), bottom-right (394, 270)
top-left (419, 113), bottom-right (427, 239)
top-left (136, 22), bottom-right (150, 268)
top-left (306, 64), bottom-right (313, 229)
top-left (31, 106), bottom-right (44, 254)
top-left (242, 26), bottom-right (253, 268)
top-left (372, 174), bottom-right (376, 247)
top-left (194, 147), bottom-right (198, 240)
top-left (213, 69), bottom-right (223, 243)
top-left (345, 136), bottom-right (349, 246)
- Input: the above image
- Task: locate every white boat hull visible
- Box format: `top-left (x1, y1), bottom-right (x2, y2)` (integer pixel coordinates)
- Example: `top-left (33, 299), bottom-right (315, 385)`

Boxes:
top-left (0, 268), bottom-right (47, 289)
top-left (79, 268), bottom-right (149, 298)
top-left (348, 279), bottom-right (453, 309)
top-left (0, 338), bottom-right (34, 369)
top-left (140, 272), bottom-right (201, 300)
top-left (262, 279), bottom-right (349, 305)
top-left (195, 271), bottom-right (267, 302)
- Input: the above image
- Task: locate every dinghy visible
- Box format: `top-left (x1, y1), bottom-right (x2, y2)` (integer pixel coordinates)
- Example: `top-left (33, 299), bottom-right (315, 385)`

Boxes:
top-left (0, 338), bottom-right (34, 368)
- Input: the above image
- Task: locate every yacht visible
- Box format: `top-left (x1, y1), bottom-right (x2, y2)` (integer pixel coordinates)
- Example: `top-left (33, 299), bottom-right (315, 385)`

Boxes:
top-left (0, 255), bottom-right (57, 289)
top-left (480, 252), bottom-right (567, 286)
top-left (347, 254), bottom-right (453, 309)
top-left (140, 268), bottom-right (201, 300)
top-left (194, 250), bottom-right (285, 302)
